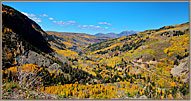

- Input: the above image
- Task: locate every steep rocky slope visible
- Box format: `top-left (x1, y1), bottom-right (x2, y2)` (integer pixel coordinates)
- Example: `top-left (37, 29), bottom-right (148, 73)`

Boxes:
top-left (2, 4), bottom-right (53, 53)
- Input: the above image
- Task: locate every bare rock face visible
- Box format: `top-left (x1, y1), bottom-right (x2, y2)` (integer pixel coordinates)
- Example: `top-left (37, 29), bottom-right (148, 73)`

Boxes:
top-left (48, 63), bottom-right (61, 70)
top-left (16, 50), bottom-right (63, 73)
top-left (26, 50), bottom-right (51, 67)
top-left (171, 57), bottom-right (189, 83)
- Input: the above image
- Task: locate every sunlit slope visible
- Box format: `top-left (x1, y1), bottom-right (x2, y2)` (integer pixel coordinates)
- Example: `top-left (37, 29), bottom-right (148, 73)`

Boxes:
top-left (84, 22), bottom-right (189, 62)
top-left (45, 31), bottom-right (109, 58)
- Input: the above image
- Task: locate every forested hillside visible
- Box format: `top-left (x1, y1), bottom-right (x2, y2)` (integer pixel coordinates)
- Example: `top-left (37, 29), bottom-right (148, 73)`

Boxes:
top-left (39, 22), bottom-right (190, 99)
top-left (2, 4), bottom-right (190, 99)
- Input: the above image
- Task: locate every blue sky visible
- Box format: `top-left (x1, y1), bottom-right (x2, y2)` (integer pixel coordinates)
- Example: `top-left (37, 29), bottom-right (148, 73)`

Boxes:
top-left (3, 2), bottom-right (189, 35)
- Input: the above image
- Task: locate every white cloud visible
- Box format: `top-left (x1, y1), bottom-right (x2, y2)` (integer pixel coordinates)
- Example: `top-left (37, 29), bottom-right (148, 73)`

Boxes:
top-left (89, 25), bottom-right (94, 27)
top-left (68, 21), bottom-right (77, 24)
top-left (83, 25), bottom-right (88, 27)
top-left (39, 14), bottom-right (49, 17)
top-left (53, 20), bottom-right (78, 26)
top-left (22, 12), bottom-right (36, 18)
top-left (56, 21), bottom-right (66, 26)
top-left (49, 17), bottom-right (54, 20)
top-left (22, 12), bottom-right (28, 16)
top-left (95, 26), bottom-right (101, 28)
top-left (21, 12), bottom-right (42, 23)
top-left (78, 25), bottom-right (88, 28)
top-left (53, 20), bottom-right (65, 26)
top-left (77, 25), bottom-right (88, 29)
top-left (53, 21), bottom-right (57, 23)
top-left (77, 24), bottom-right (109, 31)
top-left (51, 19), bottom-right (109, 31)
top-left (33, 17), bottom-right (42, 23)
top-left (104, 27), bottom-right (109, 29)
top-left (77, 25), bottom-right (82, 28)
top-left (98, 22), bottom-right (112, 25)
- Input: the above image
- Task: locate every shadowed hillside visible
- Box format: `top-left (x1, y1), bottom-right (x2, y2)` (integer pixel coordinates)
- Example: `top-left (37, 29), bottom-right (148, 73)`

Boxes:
top-left (2, 4), bottom-right (53, 53)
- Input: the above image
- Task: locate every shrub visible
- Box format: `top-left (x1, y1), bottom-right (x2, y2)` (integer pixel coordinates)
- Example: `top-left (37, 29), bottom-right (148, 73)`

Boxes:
top-left (5, 81), bottom-right (20, 92)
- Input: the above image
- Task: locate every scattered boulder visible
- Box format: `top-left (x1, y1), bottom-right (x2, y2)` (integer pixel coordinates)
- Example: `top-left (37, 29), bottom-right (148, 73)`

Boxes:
top-left (48, 63), bottom-right (63, 73)
top-left (139, 95), bottom-right (147, 99)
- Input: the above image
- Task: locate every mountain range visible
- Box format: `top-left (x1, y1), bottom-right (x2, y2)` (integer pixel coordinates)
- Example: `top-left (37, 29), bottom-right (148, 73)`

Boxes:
top-left (95, 31), bottom-right (139, 38)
